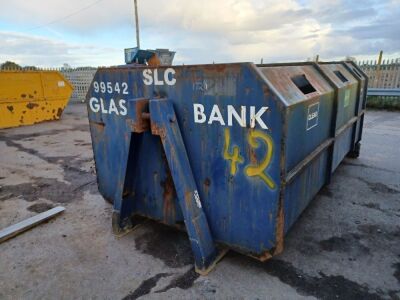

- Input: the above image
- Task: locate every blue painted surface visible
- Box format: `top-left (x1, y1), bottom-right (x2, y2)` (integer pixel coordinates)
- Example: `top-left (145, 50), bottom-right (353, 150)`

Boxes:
top-left (86, 61), bottom-right (367, 268)
top-left (284, 150), bottom-right (329, 233)
top-left (284, 98), bottom-right (333, 173)
top-left (333, 127), bottom-right (353, 171)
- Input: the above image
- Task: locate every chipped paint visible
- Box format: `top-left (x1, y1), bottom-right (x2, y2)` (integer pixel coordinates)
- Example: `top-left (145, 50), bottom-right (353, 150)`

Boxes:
top-left (0, 70), bottom-right (73, 129)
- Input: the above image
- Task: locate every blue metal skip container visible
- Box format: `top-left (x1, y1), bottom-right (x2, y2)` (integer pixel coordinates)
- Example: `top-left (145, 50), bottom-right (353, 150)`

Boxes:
top-left (86, 61), bottom-right (367, 274)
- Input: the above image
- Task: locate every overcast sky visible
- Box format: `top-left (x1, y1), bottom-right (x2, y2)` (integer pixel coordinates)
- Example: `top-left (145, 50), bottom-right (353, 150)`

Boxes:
top-left (0, 0), bottom-right (399, 67)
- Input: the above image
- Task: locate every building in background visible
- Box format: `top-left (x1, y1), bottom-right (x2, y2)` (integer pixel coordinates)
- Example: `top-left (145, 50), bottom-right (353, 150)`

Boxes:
top-left (61, 66), bottom-right (97, 102)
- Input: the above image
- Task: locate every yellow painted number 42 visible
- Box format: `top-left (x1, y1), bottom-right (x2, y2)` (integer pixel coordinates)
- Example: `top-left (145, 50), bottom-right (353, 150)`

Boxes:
top-left (223, 128), bottom-right (276, 189)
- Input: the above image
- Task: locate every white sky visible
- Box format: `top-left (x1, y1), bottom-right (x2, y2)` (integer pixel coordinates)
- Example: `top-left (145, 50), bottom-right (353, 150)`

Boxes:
top-left (0, 0), bottom-right (399, 67)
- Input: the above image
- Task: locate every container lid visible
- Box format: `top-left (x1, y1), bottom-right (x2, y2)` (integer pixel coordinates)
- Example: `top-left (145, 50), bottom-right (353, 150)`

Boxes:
top-left (319, 63), bottom-right (358, 88)
top-left (258, 63), bottom-right (333, 105)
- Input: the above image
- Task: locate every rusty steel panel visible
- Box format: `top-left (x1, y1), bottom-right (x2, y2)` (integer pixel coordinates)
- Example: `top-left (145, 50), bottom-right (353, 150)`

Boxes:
top-left (0, 70), bottom-right (73, 129)
top-left (86, 61), bottom-right (365, 273)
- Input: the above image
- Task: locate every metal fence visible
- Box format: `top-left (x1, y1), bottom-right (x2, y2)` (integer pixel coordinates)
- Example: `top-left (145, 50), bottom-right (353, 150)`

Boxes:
top-left (358, 59), bottom-right (400, 89)
top-left (60, 67), bottom-right (97, 102)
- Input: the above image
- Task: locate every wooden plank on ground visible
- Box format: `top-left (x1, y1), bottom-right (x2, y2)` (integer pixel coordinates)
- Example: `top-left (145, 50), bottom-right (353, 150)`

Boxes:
top-left (0, 206), bottom-right (65, 243)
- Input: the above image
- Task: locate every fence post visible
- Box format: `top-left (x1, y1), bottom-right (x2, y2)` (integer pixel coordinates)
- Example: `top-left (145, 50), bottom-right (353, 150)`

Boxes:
top-left (374, 50), bottom-right (383, 88)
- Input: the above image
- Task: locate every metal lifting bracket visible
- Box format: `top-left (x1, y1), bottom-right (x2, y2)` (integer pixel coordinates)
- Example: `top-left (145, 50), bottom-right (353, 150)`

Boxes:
top-left (112, 97), bottom-right (227, 274)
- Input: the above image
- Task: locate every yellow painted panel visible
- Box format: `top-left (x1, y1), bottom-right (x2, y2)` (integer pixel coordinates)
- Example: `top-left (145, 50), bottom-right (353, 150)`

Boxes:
top-left (0, 70), bottom-right (73, 129)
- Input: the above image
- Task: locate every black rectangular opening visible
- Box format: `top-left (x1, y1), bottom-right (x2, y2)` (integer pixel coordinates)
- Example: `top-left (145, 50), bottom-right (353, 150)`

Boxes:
top-left (291, 74), bottom-right (316, 94)
top-left (334, 70), bottom-right (348, 83)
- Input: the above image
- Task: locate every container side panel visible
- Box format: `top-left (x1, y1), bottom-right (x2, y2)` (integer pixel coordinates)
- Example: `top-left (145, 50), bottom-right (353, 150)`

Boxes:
top-left (284, 150), bottom-right (329, 233)
top-left (334, 87), bottom-right (358, 129)
top-left (332, 127), bottom-right (353, 171)
top-left (285, 94), bottom-right (333, 172)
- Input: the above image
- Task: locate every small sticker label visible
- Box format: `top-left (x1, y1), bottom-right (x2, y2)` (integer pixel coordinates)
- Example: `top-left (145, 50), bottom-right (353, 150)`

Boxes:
top-left (344, 89), bottom-right (350, 108)
top-left (306, 102), bottom-right (319, 131)
top-left (58, 81), bottom-right (65, 87)
top-left (193, 80), bottom-right (208, 92)
top-left (193, 190), bottom-right (202, 208)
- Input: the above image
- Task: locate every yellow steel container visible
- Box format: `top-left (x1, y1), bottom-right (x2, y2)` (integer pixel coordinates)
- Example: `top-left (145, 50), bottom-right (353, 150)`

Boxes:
top-left (0, 70), bottom-right (73, 129)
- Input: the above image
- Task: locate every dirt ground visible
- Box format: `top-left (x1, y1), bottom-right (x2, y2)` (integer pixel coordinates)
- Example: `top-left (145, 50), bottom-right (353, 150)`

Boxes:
top-left (0, 103), bottom-right (399, 299)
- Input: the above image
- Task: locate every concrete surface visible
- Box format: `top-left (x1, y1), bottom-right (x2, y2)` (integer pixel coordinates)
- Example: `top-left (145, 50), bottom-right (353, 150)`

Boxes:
top-left (0, 104), bottom-right (399, 300)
